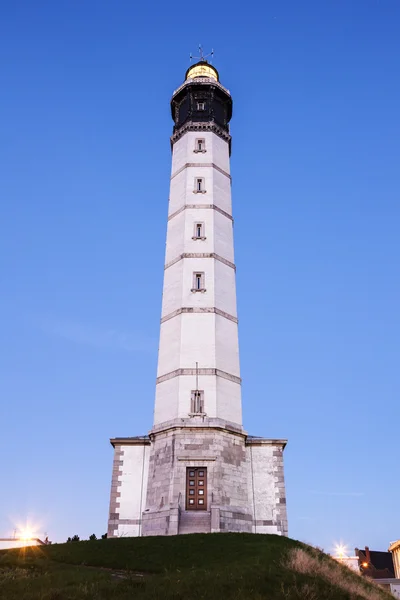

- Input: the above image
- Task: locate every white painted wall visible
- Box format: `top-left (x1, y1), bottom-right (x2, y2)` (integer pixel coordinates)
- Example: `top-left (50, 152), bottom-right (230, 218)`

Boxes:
top-left (215, 316), bottom-right (240, 376)
top-left (176, 373), bottom-right (218, 418)
top-left (161, 261), bottom-right (183, 316)
top-left (171, 132), bottom-right (231, 175)
top-left (0, 539), bottom-right (43, 550)
top-left (390, 583), bottom-right (400, 598)
top-left (214, 210), bottom-right (234, 263)
top-left (216, 377), bottom-right (242, 424)
top-left (392, 545), bottom-right (400, 578)
top-left (157, 317), bottom-right (182, 375)
top-left (154, 377), bottom-right (179, 424)
top-left (169, 170), bottom-right (187, 215)
top-left (179, 312), bottom-right (217, 368)
top-left (154, 128), bottom-right (242, 427)
top-left (115, 444), bottom-right (150, 538)
top-left (334, 556), bottom-right (360, 571)
top-left (212, 170), bottom-right (232, 215)
top-left (247, 445), bottom-right (282, 535)
top-left (214, 261), bottom-right (238, 317)
top-left (165, 210), bottom-right (185, 263)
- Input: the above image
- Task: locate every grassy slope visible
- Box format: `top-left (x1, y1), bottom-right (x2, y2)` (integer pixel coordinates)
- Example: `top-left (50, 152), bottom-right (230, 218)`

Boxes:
top-left (0, 533), bottom-right (393, 600)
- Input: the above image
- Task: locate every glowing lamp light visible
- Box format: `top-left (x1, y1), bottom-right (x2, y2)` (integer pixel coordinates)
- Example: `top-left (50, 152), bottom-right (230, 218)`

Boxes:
top-left (19, 528), bottom-right (34, 540)
top-left (11, 518), bottom-right (43, 546)
top-left (362, 562), bottom-right (369, 568)
top-left (335, 544), bottom-right (348, 559)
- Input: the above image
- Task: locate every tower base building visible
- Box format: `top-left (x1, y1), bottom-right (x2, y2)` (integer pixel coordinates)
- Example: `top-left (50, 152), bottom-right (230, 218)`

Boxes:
top-left (107, 61), bottom-right (288, 538)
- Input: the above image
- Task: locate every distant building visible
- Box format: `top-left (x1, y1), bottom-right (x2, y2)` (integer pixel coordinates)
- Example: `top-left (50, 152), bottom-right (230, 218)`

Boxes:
top-left (355, 546), bottom-right (395, 579)
top-left (334, 556), bottom-right (360, 572)
top-left (333, 546), bottom-right (400, 598)
top-left (389, 540), bottom-right (400, 578)
top-left (373, 579), bottom-right (400, 599)
top-left (0, 538), bottom-right (46, 551)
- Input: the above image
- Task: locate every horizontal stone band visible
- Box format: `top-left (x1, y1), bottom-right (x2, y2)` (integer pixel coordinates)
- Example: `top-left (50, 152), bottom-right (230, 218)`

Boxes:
top-left (168, 203), bottom-right (233, 222)
top-left (177, 456), bottom-right (217, 461)
top-left (171, 162), bottom-right (231, 181)
top-left (165, 253), bottom-right (236, 271)
top-left (108, 518), bottom-right (141, 525)
top-left (253, 520), bottom-right (278, 527)
top-left (161, 307), bottom-right (238, 324)
top-left (156, 368), bottom-right (241, 385)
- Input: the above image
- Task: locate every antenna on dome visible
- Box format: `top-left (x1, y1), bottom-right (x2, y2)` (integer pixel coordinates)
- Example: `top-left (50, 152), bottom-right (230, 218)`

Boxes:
top-left (189, 45), bottom-right (214, 64)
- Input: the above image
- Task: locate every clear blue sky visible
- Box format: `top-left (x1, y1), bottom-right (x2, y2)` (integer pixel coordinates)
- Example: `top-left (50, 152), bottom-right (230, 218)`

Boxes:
top-left (1, 0), bottom-right (399, 553)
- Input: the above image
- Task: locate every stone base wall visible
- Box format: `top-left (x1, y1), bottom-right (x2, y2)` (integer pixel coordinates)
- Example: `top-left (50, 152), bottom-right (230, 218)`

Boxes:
top-left (141, 506), bottom-right (180, 537)
top-left (109, 427), bottom-right (288, 538)
top-left (143, 424), bottom-right (251, 515)
top-left (219, 507), bottom-right (253, 532)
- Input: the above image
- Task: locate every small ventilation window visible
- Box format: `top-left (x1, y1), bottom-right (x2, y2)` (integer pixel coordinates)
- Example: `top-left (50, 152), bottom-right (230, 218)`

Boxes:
top-left (193, 222), bottom-right (205, 240)
top-left (194, 177), bottom-right (205, 193)
top-left (191, 272), bottom-right (205, 292)
top-left (197, 101), bottom-right (206, 111)
top-left (191, 390), bottom-right (204, 414)
top-left (194, 138), bottom-right (206, 153)
top-left (195, 273), bottom-right (202, 290)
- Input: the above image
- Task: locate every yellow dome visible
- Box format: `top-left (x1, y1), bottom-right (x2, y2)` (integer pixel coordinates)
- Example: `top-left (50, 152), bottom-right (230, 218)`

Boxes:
top-left (186, 62), bottom-right (219, 82)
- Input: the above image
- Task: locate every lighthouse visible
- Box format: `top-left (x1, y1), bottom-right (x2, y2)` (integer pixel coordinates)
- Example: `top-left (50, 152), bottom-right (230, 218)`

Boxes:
top-left (107, 60), bottom-right (288, 537)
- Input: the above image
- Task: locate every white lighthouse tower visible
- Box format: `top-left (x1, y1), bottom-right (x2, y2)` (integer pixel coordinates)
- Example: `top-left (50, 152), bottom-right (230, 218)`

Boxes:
top-left (107, 60), bottom-right (288, 537)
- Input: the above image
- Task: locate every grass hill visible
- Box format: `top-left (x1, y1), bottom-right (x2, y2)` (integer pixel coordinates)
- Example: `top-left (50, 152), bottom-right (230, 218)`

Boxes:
top-left (0, 533), bottom-right (393, 600)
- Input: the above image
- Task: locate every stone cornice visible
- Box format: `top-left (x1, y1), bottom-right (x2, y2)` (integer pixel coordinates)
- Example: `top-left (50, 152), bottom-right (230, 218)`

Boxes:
top-left (246, 437), bottom-right (288, 450)
top-left (110, 436), bottom-right (150, 448)
top-left (164, 252), bottom-right (235, 271)
top-left (161, 307), bottom-right (238, 325)
top-left (171, 121), bottom-right (231, 148)
top-left (168, 203), bottom-right (233, 222)
top-left (110, 431), bottom-right (287, 450)
top-left (172, 78), bottom-right (231, 99)
top-left (149, 417), bottom-right (246, 438)
top-left (171, 162), bottom-right (231, 181)
top-left (156, 368), bottom-right (241, 385)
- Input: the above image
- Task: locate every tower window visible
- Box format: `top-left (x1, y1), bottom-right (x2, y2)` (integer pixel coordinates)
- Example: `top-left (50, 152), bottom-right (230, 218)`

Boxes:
top-left (197, 101), bottom-right (206, 111)
top-left (195, 272), bottom-right (202, 290)
top-left (190, 390), bottom-right (204, 414)
top-left (194, 138), bottom-right (206, 153)
top-left (193, 222), bottom-right (205, 240)
top-left (191, 272), bottom-right (205, 292)
top-left (194, 177), bottom-right (205, 193)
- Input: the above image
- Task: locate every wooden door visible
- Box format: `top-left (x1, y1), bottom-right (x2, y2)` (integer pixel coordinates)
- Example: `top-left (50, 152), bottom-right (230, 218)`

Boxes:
top-left (186, 467), bottom-right (207, 510)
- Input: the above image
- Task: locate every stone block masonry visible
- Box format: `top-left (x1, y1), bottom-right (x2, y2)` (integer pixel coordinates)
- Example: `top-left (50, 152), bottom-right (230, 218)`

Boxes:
top-left (108, 425), bottom-right (287, 537)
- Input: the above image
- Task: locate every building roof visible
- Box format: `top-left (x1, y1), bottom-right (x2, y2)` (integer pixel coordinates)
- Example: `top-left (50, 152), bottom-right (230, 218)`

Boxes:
top-left (356, 546), bottom-right (395, 579)
top-left (110, 435), bottom-right (150, 447)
